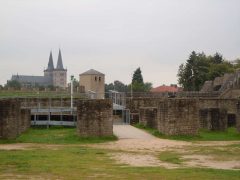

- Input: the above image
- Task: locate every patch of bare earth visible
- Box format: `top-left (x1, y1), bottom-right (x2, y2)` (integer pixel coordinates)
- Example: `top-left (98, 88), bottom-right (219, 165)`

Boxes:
top-left (111, 152), bottom-right (179, 168)
top-left (183, 155), bottom-right (240, 170)
top-left (91, 138), bottom-right (240, 170)
top-left (0, 143), bottom-right (66, 150)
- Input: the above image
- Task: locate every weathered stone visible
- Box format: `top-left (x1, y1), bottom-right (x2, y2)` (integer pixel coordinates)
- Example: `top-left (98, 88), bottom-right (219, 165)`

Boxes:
top-left (157, 99), bottom-right (200, 136)
top-left (139, 107), bottom-right (158, 129)
top-left (236, 101), bottom-right (240, 133)
top-left (19, 109), bottom-right (31, 134)
top-left (76, 99), bottom-right (113, 137)
top-left (199, 108), bottom-right (228, 131)
top-left (0, 99), bottom-right (21, 139)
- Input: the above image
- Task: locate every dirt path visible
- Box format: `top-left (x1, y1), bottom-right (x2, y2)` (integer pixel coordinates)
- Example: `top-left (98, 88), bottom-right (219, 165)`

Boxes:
top-left (113, 125), bottom-right (157, 140)
top-left (96, 125), bottom-right (240, 170)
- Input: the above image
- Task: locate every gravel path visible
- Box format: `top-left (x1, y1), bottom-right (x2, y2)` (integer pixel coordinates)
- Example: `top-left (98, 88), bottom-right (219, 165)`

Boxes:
top-left (113, 124), bottom-right (156, 140)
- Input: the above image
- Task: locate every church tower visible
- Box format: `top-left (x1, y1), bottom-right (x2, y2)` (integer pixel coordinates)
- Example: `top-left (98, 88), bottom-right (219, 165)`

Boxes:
top-left (44, 51), bottom-right (54, 85)
top-left (52, 49), bottom-right (67, 88)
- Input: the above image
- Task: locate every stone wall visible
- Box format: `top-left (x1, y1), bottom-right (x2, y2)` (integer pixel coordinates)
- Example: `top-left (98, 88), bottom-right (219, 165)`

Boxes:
top-left (20, 98), bottom-right (77, 108)
top-left (139, 107), bottom-right (158, 129)
top-left (201, 81), bottom-right (213, 92)
top-left (236, 101), bottom-right (240, 132)
top-left (76, 99), bottom-right (113, 137)
top-left (157, 99), bottom-right (199, 135)
top-left (199, 108), bottom-right (227, 131)
top-left (128, 97), bottom-right (240, 135)
top-left (0, 99), bottom-right (20, 139)
top-left (19, 109), bottom-right (31, 134)
top-left (0, 99), bottom-right (31, 139)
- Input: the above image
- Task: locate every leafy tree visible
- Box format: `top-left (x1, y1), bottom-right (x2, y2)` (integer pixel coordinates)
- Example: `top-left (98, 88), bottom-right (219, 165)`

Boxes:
top-left (178, 51), bottom-right (209, 91)
top-left (178, 51), bottom-right (236, 91)
top-left (131, 67), bottom-right (152, 92)
top-left (143, 82), bottom-right (153, 92)
top-left (105, 83), bottom-right (114, 93)
top-left (210, 52), bottom-right (224, 64)
top-left (132, 67), bottom-right (144, 84)
top-left (105, 81), bottom-right (128, 93)
top-left (113, 80), bottom-right (128, 92)
top-left (208, 62), bottom-right (234, 80)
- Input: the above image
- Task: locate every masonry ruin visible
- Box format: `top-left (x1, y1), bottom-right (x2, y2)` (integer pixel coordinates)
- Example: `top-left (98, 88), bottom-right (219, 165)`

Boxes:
top-left (127, 97), bottom-right (240, 135)
top-left (1, 82), bottom-right (240, 139)
top-left (0, 99), bottom-right (31, 139)
top-left (0, 98), bottom-right (114, 139)
top-left (77, 99), bottom-right (113, 137)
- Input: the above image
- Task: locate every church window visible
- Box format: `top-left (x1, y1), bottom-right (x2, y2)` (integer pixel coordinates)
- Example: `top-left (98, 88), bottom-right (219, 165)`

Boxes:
top-left (99, 77), bottom-right (101, 81)
top-left (95, 76), bottom-right (97, 81)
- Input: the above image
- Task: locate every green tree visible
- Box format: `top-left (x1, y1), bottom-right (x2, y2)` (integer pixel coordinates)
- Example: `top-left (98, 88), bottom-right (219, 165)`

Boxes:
top-left (178, 51), bottom-right (237, 91)
top-left (132, 67), bottom-right (144, 84)
top-left (144, 82), bottom-right (153, 92)
top-left (178, 51), bottom-right (209, 91)
top-left (208, 61), bottom-right (234, 80)
top-left (131, 68), bottom-right (152, 92)
top-left (113, 80), bottom-right (128, 92)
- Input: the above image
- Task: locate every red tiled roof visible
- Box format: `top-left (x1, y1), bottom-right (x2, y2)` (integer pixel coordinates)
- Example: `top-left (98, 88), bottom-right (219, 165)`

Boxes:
top-left (151, 85), bottom-right (180, 93)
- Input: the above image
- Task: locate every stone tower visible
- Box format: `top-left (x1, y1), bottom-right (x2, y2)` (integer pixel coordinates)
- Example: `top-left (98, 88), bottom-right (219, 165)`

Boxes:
top-left (44, 51), bottom-right (54, 84)
top-left (79, 69), bottom-right (105, 99)
top-left (53, 49), bottom-right (67, 88)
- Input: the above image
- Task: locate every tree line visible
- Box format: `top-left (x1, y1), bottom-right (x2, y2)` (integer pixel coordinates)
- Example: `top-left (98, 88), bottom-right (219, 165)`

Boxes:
top-left (177, 51), bottom-right (240, 91)
top-left (105, 67), bottom-right (152, 93)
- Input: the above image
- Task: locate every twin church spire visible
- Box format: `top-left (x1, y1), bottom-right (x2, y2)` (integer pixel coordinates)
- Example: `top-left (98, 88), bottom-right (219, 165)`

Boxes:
top-left (46, 49), bottom-right (65, 71)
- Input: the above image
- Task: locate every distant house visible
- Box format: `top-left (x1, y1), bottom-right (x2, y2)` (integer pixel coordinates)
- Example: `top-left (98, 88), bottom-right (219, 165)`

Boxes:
top-left (11, 49), bottom-right (67, 88)
top-left (151, 84), bottom-right (182, 93)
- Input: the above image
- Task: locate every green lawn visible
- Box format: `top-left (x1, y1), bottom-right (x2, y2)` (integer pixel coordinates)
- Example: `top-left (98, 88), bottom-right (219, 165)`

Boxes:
top-left (0, 127), bottom-right (117, 144)
top-left (0, 91), bottom-right (86, 98)
top-left (0, 147), bottom-right (240, 179)
top-left (134, 123), bottom-right (240, 141)
top-left (0, 127), bottom-right (240, 179)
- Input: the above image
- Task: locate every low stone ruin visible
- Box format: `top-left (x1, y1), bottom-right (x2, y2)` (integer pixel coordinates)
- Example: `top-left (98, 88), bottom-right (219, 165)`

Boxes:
top-left (0, 99), bottom-right (31, 139)
top-left (76, 99), bottom-right (113, 137)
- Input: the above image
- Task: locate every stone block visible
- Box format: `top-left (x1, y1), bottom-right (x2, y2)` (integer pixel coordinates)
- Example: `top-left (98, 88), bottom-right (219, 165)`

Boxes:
top-left (77, 99), bottom-right (113, 137)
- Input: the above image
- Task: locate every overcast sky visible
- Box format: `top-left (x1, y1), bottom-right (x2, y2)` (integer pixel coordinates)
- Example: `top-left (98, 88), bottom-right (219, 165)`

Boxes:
top-left (0, 0), bottom-right (239, 87)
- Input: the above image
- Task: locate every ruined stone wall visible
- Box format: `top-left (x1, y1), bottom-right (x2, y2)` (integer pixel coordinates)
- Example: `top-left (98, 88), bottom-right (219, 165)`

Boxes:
top-left (0, 99), bottom-right (20, 139)
top-left (236, 102), bottom-right (240, 132)
top-left (157, 99), bottom-right (199, 135)
top-left (199, 99), bottom-right (237, 114)
top-left (128, 97), bottom-right (240, 134)
top-left (139, 107), bottom-right (158, 129)
top-left (19, 109), bottom-right (31, 134)
top-left (126, 97), bottom-right (163, 124)
top-left (201, 81), bottom-right (213, 92)
top-left (76, 99), bottom-right (113, 137)
top-left (0, 99), bottom-right (32, 139)
top-left (19, 98), bottom-right (82, 108)
top-left (199, 108), bottom-right (228, 131)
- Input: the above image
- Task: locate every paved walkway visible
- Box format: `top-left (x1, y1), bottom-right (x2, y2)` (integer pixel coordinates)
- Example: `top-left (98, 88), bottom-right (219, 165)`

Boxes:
top-left (113, 124), bottom-right (156, 140)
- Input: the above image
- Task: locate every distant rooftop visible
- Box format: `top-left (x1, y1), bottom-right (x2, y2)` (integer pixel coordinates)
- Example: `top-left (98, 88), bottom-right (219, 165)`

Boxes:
top-left (151, 84), bottom-right (182, 93)
top-left (80, 69), bottom-right (104, 75)
top-left (11, 75), bottom-right (51, 85)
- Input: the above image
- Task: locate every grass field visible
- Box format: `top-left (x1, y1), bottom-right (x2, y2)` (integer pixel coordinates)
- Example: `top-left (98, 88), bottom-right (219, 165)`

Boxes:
top-left (134, 123), bottom-right (240, 141)
top-left (0, 127), bottom-right (240, 179)
top-left (1, 146), bottom-right (240, 179)
top-left (0, 91), bottom-right (86, 98)
top-left (0, 127), bottom-right (117, 144)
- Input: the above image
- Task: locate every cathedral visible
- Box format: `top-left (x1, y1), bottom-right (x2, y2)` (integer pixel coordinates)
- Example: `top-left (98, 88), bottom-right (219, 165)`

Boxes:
top-left (11, 49), bottom-right (67, 88)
